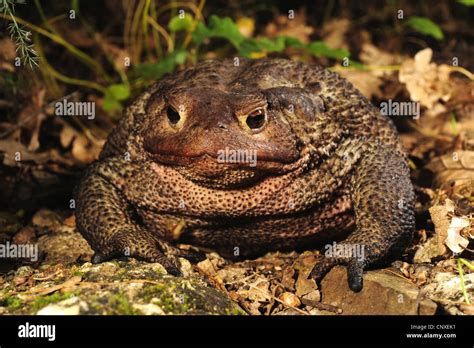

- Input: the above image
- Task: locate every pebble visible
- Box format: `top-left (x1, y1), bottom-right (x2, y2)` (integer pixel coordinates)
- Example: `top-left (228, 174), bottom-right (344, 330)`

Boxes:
top-left (279, 292), bottom-right (301, 307)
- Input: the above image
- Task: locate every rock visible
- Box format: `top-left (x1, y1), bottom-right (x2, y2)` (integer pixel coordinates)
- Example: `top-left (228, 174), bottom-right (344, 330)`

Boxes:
top-left (0, 259), bottom-right (245, 315)
top-left (38, 231), bottom-right (93, 264)
top-left (31, 209), bottom-right (62, 230)
top-left (320, 266), bottom-right (438, 315)
top-left (423, 271), bottom-right (474, 304)
top-left (37, 297), bottom-right (88, 315)
top-left (132, 303), bottom-right (165, 315)
top-left (15, 266), bottom-right (34, 277)
top-left (301, 290), bottom-right (321, 304)
top-left (274, 307), bottom-right (302, 315)
top-left (460, 304), bottom-right (474, 315)
top-left (12, 276), bottom-right (27, 286)
top-left (178, 257), bottom-right (193, 276)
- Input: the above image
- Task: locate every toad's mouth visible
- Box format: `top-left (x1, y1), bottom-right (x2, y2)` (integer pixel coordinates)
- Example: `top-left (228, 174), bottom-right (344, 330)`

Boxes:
top-left (147, 147), bottom-right (311, 189)
top-left (145, 144), bottom-right (300, 164)
top-left (148, 150), bottom-right (302, 173)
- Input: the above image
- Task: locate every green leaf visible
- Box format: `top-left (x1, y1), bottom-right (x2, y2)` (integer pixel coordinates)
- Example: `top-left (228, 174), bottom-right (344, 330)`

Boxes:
top-left (107, 84), bottom-right (130, 101)
top-left (255, 37), bottom-right (287, 52)
top-left (102, 95), bottom-right (123, 112)
top-left (192, 15), bottom-right (349, 60)
top-left (168, 14), bottom-right (194, 32)
top-left (307, 41), bottom-right (350, 59)
top-left (134, 49), bottom-right (187, 79)
top-left (238, 38), bottom-right (262, 57)
top-left (457, 0), bottom-right (474, 6)
top-left (406, 16), bottom-right (444, 40)
top-left (192, 15), bottom-right (245, 49)
top-left (102, 84), bottom-right (130, 112)
top-left (283, 37), bottom-right (305, 49)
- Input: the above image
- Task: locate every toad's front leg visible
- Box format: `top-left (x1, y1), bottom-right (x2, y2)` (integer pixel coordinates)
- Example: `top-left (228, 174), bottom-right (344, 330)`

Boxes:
top-left (310, 141), bottom-right (415, 291)
top-left (75, 158), bottom-right (183, 276)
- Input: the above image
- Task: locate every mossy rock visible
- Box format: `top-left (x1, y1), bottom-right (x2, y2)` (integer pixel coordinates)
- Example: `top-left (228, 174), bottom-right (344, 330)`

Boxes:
top-left (0, 260), bottom-right (245, 315)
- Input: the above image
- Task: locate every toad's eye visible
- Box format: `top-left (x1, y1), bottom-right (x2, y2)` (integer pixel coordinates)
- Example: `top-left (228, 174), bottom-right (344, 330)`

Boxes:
top-left (166, 105), bottom-right (181, 125)
top-left (246, 108), bottom-right (266, 131)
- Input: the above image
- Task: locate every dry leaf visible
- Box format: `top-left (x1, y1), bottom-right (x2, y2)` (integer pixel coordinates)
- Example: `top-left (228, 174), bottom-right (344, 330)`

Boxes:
top-left (264, 11), bottom-right (314, 44)
top-left (321, 18), bottom-right (350, 50)
top-left (414, 200), bottom-right (453, 262)
top-left (425, 150), bottom-right (474, 196)
top-left (238, 277), bottom-right (271, 302)
top-left (359, 43), bottom-right (405, 77)
top-left (338, 69), bottom-right (383, 99)
top-left (399, 48), bottom-right (453, 110)
top-left (60, 124), bottom-right (78, 148)
top-left (71, 134), bottom-right (102, 164)
top-left (415, 199), bottom-right (472, 262)
top-left (445, 216), bottom-right (470, 253)
top-left (237, 17), bottom-right (255, 38)
top-left (280, 266), bottom-right (296, 291)
top-left (217, 266), bottom-right (246, 283)
top-left (0, 38), bottom-right (16, 61)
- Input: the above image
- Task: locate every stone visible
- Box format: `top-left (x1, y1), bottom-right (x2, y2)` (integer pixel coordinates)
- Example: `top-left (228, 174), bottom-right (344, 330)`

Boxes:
top-left (320, 266), bottom-right (437, 315)
top-left (37, 297), bottom-right (87, 315)
top-left (279, 292), bottom-right (301, 307)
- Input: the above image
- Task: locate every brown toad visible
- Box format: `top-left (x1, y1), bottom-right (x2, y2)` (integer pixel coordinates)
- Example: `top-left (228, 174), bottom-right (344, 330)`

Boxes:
top-left (75, 58), bottom-right (415, 292)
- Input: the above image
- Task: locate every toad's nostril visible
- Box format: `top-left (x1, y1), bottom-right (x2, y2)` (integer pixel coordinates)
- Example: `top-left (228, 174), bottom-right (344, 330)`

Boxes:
top-left (218, 123), bottom-right (227, 130)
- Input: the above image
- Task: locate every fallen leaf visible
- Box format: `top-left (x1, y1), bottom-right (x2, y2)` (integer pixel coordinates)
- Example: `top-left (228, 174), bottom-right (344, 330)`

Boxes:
top-left (359, 43), bottom-right (405, 77)
top-left (445, 216), bottom-right (470, 253)
top-left (12, 227), bottom-right (36, 244)
top-left (0, 38), bottom-right (16, 61)
top-left (59, 124), bottom-right (78, 148)
top-left (32, 209), bottom-right (62, 230)
top-left (71, 133), bottom-right (102, 164)
top-left (264, 11), bottom-right (314, 44)
top-left (63, 215), bottom-right (76, 228)
top-left (399, 48), bottom-right (453, 110)
top-left (321, 18), bottom-right (350, 50)
top-left (425, 150), bottom-right (474, 196)
top-left (338, 69), bottom-right (384, 99)
top-left (414, 200), bottom-right (452, 262)
top-left (415, 199), bottom-right (472, 262)
top-left (238, 277), bottom-right (271, 303)
top-left (280, 266), bottom-right (296, 291)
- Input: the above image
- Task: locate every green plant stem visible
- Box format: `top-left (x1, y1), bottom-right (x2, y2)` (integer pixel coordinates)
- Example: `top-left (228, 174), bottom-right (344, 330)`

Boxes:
top-left (458, 258), bottom-right (474, 304)
top-left (0, 12), bottom-right (109, 80)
